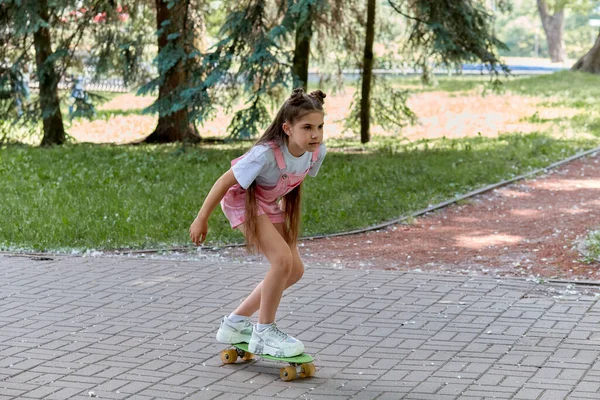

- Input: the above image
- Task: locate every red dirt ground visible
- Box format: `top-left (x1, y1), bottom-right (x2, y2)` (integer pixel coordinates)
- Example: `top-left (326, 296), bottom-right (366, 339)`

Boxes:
top-left (295, 152), bottom-right (600, 281)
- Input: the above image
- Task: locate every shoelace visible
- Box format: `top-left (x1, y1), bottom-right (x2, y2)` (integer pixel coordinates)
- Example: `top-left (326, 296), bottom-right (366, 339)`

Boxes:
top-left (269, 324), bottom-right (289, 341)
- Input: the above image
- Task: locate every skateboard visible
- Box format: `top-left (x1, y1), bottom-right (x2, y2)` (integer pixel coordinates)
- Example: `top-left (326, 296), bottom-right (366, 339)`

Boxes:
top-left (220, 343), bottom-right (316, 381)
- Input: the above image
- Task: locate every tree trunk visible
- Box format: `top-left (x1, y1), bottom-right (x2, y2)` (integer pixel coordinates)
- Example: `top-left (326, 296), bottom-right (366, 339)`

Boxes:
top-left (292, 7), bottom-right (313, 91)
top-left (572, 31), bottom-right (600, 74)
top-left (360, 0), bottom-right (375, 144)
top-left (537, 0), bottom-right (565, 63)
top-left (33, 0), bottom-right (65, 146)
top-left (145, 0), bottom-right (200, 144)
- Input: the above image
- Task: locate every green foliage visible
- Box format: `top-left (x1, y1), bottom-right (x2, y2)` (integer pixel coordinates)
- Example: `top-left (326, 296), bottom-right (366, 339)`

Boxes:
top-left (0, 64), bottom-right (29, 118)
top-left (144, 0), bottom-right (298, 139)
top-left (583, 229), bottom-right (600, 263)
top-left (564, 8), bottom-right (600, 59)
top-left (494, 0), bottom-right (600, 59)
top-left (0, 0), bottom-right (117, 138)
top-left (227, 97), bottom-right (271, 139)
top-left (344, 76), bottom-right (417, 136)
top-left (205, 1), bottom-right (294, 139)
top-left (0, 2), bottom-right (40, 125)
top-left (89, 2), bottom-right (156, 87)
top-left (142, 0), bottom-right (361, 140)
top-left (387, 0), bottom-right (509, 84)
top-left (309, 1), bottom-right (367, 92)
top-left (496, 14), bottom-right (547, 58)
top-left (69, 91), bottom-right (108, 120)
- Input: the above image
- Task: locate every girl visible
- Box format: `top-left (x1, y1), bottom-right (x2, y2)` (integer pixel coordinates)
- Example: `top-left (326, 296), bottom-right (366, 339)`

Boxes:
top-left (189, 88), bottom-right (327, 357)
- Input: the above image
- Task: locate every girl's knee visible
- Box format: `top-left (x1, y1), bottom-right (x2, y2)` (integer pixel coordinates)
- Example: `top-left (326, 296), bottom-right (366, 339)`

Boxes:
top-left (271, 251), bottom-right (294, 275)
top-left (289, 262), bottom-right (304, 285)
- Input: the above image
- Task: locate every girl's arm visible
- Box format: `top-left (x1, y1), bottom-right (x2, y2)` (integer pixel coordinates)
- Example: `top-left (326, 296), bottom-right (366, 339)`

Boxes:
top-left (189, 168), bottom-right (238, 245)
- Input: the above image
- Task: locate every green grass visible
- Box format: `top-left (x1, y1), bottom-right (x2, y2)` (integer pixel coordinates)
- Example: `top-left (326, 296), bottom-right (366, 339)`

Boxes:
top-left (307, 75), bottom-right (496, 96)
top-left (583, 229), bottom-right (600, 263)
top-left (505, 71), bottom-right (600, 99)
top-left (415, 76), bottom-right (492, 93)
top-left (94, 108), bottom-right (146, 119)
top-left (506, 71), bottom-right (600, 138)
top-left (0, 132), bottom-right (596, 252)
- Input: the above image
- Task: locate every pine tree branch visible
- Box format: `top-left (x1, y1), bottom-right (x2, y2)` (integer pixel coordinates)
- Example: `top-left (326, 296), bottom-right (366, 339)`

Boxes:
top-left (387, 0), bottom-right (426, 24)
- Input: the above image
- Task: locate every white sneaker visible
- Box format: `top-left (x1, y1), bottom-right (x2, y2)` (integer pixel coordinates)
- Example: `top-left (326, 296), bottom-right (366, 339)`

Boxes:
top-left (215, 316), bottom-right (253, 344)
top-left (248, 324), bottom-right (305, 357)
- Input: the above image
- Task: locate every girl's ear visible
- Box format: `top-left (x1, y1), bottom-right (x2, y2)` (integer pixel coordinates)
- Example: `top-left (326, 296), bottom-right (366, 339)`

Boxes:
top-left (282, 122), bottom-right (291, 136)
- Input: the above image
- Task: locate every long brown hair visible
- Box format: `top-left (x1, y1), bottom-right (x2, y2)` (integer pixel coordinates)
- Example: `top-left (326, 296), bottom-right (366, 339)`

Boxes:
top-left (244, 87), bottom-right (326, 252)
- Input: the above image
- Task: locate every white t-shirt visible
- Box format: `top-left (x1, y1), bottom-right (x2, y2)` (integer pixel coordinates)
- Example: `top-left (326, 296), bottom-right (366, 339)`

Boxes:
top-left (232, 142), bottom-right (327, 190)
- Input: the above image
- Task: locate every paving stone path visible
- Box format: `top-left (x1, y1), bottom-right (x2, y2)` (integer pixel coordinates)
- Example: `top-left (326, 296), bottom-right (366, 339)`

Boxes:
top-left (1, 254), bottom-right (599, 399)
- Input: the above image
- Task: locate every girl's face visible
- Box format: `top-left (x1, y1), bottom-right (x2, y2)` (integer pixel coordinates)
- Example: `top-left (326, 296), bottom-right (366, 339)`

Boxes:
top-left (283, 111), bottom-right (324, 157)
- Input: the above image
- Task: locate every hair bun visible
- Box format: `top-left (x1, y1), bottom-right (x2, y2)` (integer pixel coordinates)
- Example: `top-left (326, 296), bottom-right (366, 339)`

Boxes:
top-left (291, 87), bottom-right (305, 98)
top-left (286, 87), bottom-right (307, 106)
top-left (309, 89), bottom-right (326, 104)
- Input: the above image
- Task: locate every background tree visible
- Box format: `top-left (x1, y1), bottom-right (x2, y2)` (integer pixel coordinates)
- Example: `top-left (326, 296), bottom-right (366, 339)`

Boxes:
top-left (537, 0), bottom-right (567, 62)
top-left (343, 0), bottom-right (509, 144)
top-left (33, 0), bottom-right (67, 146)
top-left (0, 3), bottom-right (29, 130)
top-left (494, 0), bottom-right (547, 59)
top-left (191, 0), bottom-right (331, 139)
top-left (1, 0), bottom-right (69, 146)
top-left (535, 0), bottom-right (597, 63)
top-left (0, 1), bottom-right (111, 146)
top-left (493, 0), bottom-right (598, 61)
top-left (139, 0), bottom-right (204, 143)
top-left (572, 30), bottom-right (600, 73)
top-left (290, 1), bottom-right (315, 90)
top-left (290, 0), bottom-right (363, 90)
top-left (570, 3), bottom-right (600, 73)
top-left (359, 0), bottom-right (375, 143)
top-left (205, 0), bottom-right (293, 139)
top-left (184, 0), bottom-right (362, 140)
top-left (88, 0), bottom-right (207, 143)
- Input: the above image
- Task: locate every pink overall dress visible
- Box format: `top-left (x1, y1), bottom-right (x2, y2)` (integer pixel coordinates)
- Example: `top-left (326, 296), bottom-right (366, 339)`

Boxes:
top-left (221, 142), bottom-right (319, 229)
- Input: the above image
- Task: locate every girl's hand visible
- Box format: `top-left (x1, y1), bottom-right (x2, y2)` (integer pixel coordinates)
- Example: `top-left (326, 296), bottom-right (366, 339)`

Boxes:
top-left (189, 216), bottom-right (208, 246)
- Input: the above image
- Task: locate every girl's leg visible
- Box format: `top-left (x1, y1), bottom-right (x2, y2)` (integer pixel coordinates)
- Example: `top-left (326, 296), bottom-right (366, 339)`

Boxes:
top-left (233, 246), bottom-right (304, 318)
top-left (234, 216), bottom-right (304, 323)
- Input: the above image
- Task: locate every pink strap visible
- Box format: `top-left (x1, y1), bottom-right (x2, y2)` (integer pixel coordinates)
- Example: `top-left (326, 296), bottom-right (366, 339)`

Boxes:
top-left (268, 141), bottom-right (319, 169)
top-left (311, 146), bottom-right (320, 163)
top-left (269, 142), bottom-right (287, 171)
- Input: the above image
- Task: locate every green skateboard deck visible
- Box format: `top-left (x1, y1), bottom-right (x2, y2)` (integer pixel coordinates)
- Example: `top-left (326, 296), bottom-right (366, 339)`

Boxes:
top-left (233, 342), bottom-right (313, 363)
top-left (219, 343), bottom-right (316, 381)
